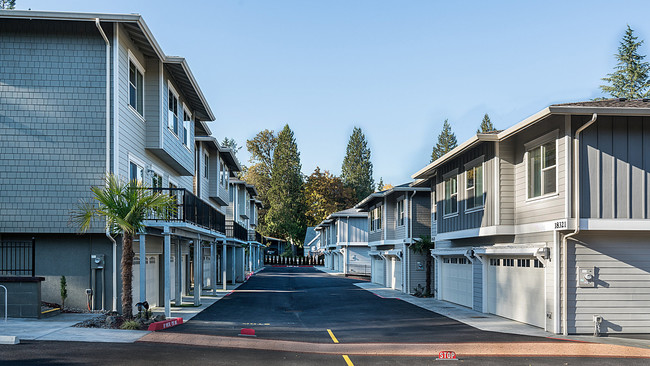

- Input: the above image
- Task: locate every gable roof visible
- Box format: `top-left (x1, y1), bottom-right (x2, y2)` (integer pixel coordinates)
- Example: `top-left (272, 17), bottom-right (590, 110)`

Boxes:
top-left (304, 227), bottom-right (318, 247)
top-left (355, 182), bottom-right (430, 210)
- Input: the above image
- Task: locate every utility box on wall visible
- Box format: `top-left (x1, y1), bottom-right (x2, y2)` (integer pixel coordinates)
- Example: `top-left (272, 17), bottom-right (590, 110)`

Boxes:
top-left (578, 267), bottom-right (595, 288)
top-left (91, 254), bottom-right (105, 269)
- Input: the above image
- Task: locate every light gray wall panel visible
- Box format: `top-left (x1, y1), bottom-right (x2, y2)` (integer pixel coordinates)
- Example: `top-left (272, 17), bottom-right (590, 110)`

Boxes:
top-left (413, 193), bottom-right (432, 238)
top-left (473, 259), bottom-right (482, 311)
top-left (499, 141), bottom-right (515, 225)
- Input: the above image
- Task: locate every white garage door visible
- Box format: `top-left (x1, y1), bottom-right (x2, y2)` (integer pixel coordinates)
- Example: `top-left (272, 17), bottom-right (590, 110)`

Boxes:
top-left (132, 255), bottom-right (160, 312)
top-left (487, 257), bottom-right (545, 328)
top-left (371, 257), bottom-right (385, 285)
top-left (384, 257), bottom-right (402, 291)
top-left (441, 256), bottom-right (473, 308)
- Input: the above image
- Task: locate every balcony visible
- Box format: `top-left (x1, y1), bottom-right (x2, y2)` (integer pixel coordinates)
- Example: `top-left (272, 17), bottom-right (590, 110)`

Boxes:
top-left (146, 188), bottom-right (225, 234)
top-left (226, 220), bottom-right (248, 242)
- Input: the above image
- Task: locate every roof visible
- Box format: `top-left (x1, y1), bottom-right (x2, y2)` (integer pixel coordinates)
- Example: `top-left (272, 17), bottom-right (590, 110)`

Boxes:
top-left (327, 208), bottom-right (367, 219)
top-left (245, 184), bottom-right (258, 197)
top-left (303, 227), bottom-right (318, 247)
top-left (412, 98), bottom-right (650, 180)
top-left (195, 137), bottom-right (242, 172)
top-left (0, 10), bottom-right (214, 123)
top-left (354, 182), bottom-right (430, 210)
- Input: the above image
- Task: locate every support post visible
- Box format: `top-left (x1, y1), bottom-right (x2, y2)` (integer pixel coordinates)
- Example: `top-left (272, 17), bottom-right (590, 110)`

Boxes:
top-left (193, 235), bottom-right (202, 306)
top-left (163, 226), bottom-right (171, 318)
top-left (231, 245), bottom-right (236, 285)
top-left (139, 233), bottom-right (146, 303)
top-left (222, 243), bottom-right (228, 290)
top-left (175, 239), bottom-right (182, 306)
top-left (211, 241), bottom-right (217, 295)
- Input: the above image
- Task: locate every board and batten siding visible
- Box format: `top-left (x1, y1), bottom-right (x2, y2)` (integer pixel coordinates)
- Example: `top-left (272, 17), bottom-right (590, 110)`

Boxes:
top-left (339, 217), bottom-right (368, 243)
top-left (472, 259), bottom-right (482, 311)
top-left (436, 142), bottom-right (495, 233)
top-left (412, 193), bottom-right (432, 238)
top-left (511, 114), bottom-right (567, 225)
top-left (579, 115), bottom-right (650, 219)
top-left (0, 20), bottom-right (107, 233)
top-left (567, 232), bottom-right (650, 334)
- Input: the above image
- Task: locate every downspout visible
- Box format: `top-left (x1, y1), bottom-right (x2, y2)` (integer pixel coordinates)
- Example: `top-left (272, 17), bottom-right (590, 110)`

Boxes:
top-left (561, 113), bottom-right (597, 335)
top-left (95, 18), bottom-right (118, 312)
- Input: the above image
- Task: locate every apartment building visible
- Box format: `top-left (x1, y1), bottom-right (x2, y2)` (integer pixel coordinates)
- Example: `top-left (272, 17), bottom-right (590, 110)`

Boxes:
top-left (316, 208), bottom-right (369, 275)
top-left (354, 183), bottom-right (431, 293)
top-left (0, 10), bottom-right (245, 317)
top-left (413, 99), bottom-right (650, 335)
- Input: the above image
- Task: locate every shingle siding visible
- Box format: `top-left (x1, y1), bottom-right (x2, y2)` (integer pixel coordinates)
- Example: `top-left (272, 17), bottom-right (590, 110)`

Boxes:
top-left (0, 20), bottom-right (107, 233)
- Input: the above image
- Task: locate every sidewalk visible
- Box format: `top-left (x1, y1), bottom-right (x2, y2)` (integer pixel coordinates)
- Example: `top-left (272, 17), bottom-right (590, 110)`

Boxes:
top-left (0, 283), bottom-right (244, 344)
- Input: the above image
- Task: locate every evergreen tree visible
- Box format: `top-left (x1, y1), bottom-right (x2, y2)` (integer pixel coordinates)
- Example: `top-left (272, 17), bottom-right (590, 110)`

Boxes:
top-left (341, 127), bottom-right (374, 202)
top-left (600, 25), bottom-right (650, 99)
top-left (431, 119), bottom-right (458, 162)
top-left (477, 113), bottom-right (495, 133)
top-left (0, 0), bottom-right (16, 9)
top-left (221, 137), bottom-right (242, 157)
top-left (377, 177), bottom-right (384, 192)
top-left (266, 125), bottom-right (306, 245)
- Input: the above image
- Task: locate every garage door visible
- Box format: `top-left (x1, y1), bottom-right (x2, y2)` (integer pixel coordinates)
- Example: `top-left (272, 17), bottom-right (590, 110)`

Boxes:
top-left (385, 257), bottom-right (402, 291)
top-left (487, 257), bottom-right (545, 328)
top-left (371, 257), bottom-right (385, 285)
top-left (440, 256), bottom-right (473, 308)
top-left (132, 254), bottom-right (160, 311)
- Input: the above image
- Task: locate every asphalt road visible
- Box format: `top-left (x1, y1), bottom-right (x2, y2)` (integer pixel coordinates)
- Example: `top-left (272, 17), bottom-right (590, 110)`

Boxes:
top-left (166, 266), bottom-right (552, 343)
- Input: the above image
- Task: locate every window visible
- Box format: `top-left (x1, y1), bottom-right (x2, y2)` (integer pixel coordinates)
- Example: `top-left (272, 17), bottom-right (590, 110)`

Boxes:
top-left (129, 161), bottom-right (144, 183)
top-left (152, 172), bottom-right (163, 188)
top-left (370, 206), bottom-right (382, 231)
top-left (444, 175), bottom-right (458, 216)
top-left (490, 258), bottom-right (500, 266)
top-left (458, 257), bottom-right (467, 264)
top-left (219, 159), bottom-right (227, 187)
top-left (443, 258), bottom-right (450, 263)
top-left (168, 89), bottom-right (179, 136)
top-left (450, 257), bottom-right (458, 264)
top-left (396, 200), bottom-right (405, 226)
top-left (203, 153), bottom-right (209, 179)
top-left (534, 259), bottom-right (544, 268)
top-left (465, 164), bottom-right (483, 210)
top-left (528, 141), bottom-right (556, 198)
top-left (183, 110), bottom-right (191, 147)
top-left (503, 258), bottom-right (514, 267)
top-left (517, 259), bottom-right (531, 267)
top-left (129, 61), bottom-right (144, 116)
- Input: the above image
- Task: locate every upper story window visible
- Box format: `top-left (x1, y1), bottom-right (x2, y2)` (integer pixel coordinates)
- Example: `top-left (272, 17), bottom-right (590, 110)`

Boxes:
top-left (203, 152), bottom-right (209, 179)
top-left (129, 161), bottom-right (144, 183)
top-left (443, 175), bottom-right (458, 216)
top-left (465, 164), bottom-right (484, 211)
top-left (152, 172), bottom-right (163, 188)
top-left (183, 110), bottom-right (191, 148)
top-left (527, 141), bottom-right (556, 199)
top-left (370, 205), bottom-right (382, 232)
top-left (168, 87), bottom-right (179, 136)
top-left (219, 158), bottom-right (227, 187)
top-left (129, 59), bottom-right (144, 116)
top-left (396, 200), bottom-right (405, 226)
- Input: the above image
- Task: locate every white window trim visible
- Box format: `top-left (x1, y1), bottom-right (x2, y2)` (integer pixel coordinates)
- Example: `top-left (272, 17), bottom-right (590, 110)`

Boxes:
top-left (182, 104), bottom-right (192, 151)
top-left (127, 50), bottom-right (145, 121)
top-left (464, 156), bottom-right (485, 214)
top-left (128, 153), bottom-right (147, 183)
top-left (203, 151), bottom-right (209, 180)
top-left (442, 169), bottom-right (459, 218)
top-left (396, 199), bottom-right (405, 227)
top-left (167, 81), bottom-right (180, 138)
top-left (168, 176), bottom-right (180, 189)
top-left (524, 130), bottom-right (560, 203)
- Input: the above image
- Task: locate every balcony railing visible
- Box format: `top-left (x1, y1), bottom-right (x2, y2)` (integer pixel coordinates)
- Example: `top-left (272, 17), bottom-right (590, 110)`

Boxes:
top-left (226, 220), bottom-right (248, 242)
top-left (0, 238), bottom-right (35, 277)
top-left (146, 188), bottom-right (225, 234)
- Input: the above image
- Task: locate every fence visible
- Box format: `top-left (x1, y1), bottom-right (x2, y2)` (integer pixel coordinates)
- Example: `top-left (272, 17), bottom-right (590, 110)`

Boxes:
top-left (0, 238), bottom-right (35, 277)
top-left (264, 255), bottom-right (324, 266)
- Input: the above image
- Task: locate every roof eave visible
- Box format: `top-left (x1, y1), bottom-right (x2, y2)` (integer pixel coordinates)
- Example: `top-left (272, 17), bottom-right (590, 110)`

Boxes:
top-left (548, 105), bottom-right (650, 116)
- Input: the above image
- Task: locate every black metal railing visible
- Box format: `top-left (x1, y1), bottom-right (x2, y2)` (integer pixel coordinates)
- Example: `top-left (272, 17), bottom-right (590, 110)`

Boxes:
top-left (147, 188), bottom-right (225, 234)
top-left (226, 220), bottom-right (248, 241)
top-left (0, 238), bottom-right (35, 276)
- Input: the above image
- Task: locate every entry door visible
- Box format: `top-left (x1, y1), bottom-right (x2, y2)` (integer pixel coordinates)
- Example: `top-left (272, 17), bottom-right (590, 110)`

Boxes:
top-left (440, 257), bottom-right (473, 308)
top-left (487, 257), bottom-right (545, 328)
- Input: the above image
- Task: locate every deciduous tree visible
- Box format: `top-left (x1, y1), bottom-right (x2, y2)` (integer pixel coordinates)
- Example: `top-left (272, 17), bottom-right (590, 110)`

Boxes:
top-left (304, 167), bottom-right (356, 226)
top-left (241, 129), bottom-right (277, 235)
top-left (0, 0), bottom-right (16, 10)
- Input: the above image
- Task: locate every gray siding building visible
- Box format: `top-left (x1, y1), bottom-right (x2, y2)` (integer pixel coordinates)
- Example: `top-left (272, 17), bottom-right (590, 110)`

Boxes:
top-left (413, 99), bottom-right (650, 335)
top-left (316, 208), bottom-right (369, 276)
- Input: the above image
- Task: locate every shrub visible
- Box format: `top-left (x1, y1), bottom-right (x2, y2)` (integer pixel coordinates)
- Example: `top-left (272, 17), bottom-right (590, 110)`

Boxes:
top-left (120, 320), bottom-right (141, 330)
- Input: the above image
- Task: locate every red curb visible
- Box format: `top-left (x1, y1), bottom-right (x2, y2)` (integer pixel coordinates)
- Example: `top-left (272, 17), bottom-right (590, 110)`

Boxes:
top-left (147, 317), bottom-right (183, 331)
top-left (240, 328), bottom-right (256, 336)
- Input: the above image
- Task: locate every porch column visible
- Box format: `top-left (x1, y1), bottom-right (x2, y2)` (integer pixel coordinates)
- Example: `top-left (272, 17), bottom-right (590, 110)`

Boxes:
top-left (193, 235), bottom-right (201, 306)
top-left (211, 241), bottom-right (217, 295)
top-left (231, 245), bottom-right (236, 284)
top-left (139, 233), bottom-right (146, 303)
top-left (163, 226), bottom-right (171, 318)
top-left (175, 239), bottom-right (182, 306)
top-left (222, 243), bottom-right (228, 290)
top-left (248, 244), bottom-right (252, 272)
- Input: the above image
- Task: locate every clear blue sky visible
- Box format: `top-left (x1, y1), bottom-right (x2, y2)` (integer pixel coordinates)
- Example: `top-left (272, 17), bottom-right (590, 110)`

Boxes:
top-left (20, 0), bottom-right (650, 185)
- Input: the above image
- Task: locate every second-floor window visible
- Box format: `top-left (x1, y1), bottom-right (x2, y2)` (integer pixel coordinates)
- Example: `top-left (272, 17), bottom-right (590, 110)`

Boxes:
top-left (528, 141), bottom-right (556, 198)
top-left (444, 176), bottom-right (458, 216)
top-left (183, 111), bottom-right (191, 147)
top-left (129, 161), bottom-right (144, 183)
top-left (370, 205), bottom-right (382, 231)
top-left (466, 164), bottom-right (483, 211)
top-left (152, 172), bottom-right (163, 188)
top-left (168, 89), bottom-right (179, 136)
top-left (203, 152), bottom-right (209, 179)
top-left (397, 200), bottom-right (405, 226)
top-left (129, 61), bottom-right (144, 116)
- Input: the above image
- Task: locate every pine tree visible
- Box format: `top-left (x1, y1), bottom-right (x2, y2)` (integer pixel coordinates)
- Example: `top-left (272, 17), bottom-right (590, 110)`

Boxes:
top-left (221, 137), bottom-right (242, 157)
top-left (431, 119), bottom-right (458, 162)
top-left (600, 25), bottom-right (650, 99)
top-left (266, 125), bottom-right (306, 245)
top-left (341, 127), bottom-right (374, 202)
top-left (0, 0), bottom-right (16, 9)
top-left (477, 113), bottom-right (495, 133)
top-left (377, 177), bottom-right (384, 192)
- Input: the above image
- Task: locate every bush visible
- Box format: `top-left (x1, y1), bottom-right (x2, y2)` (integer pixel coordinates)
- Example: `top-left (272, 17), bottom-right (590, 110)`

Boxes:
top-left (120, 320), bottom-right (141, 330)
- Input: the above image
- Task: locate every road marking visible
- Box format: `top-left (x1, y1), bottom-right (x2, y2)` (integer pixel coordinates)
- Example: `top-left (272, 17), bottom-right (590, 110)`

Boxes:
top-left (327, 329), bottom-right (339, 343)
top-left (342, 355), bottom-right (354, 365)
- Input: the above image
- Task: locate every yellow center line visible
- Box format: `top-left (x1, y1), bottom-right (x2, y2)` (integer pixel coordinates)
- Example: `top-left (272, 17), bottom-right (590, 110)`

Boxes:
top-left (342, 355), bottom-right (354, 366)
top-left (327, 329), bottom-right (339, 343)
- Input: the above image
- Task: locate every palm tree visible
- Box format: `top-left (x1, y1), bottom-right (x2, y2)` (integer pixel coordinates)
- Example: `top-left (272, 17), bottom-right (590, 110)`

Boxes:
top-left (411, 235), bottom-right (434, 296)
top-left (73, 174), bottom-right (176, 319)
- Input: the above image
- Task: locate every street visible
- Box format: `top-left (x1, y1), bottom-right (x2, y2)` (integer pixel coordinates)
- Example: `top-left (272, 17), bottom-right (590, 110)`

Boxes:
top-left (1, 267), bottom-right (649, 365)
